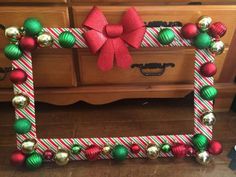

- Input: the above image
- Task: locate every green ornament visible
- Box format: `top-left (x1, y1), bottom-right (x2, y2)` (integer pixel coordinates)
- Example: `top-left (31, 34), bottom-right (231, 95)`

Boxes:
top-left (25, 152), bottom-right (43, 170)
top-left (4, 44), bottom-right (23, 60)
top-left (13, 118), bottom-right (31, 134)
top-left (192, 134), bottom-right (208, 152)
top-left (161, 143), bottom-right (171, 153)
top-left (112, 145), bottom-right (128, 161)
top-left (58, 31), bottom-right (75, 48)
top-left (23, 18), bottom-right (43, 36)
top-left (71, 144), bottom-right (82, 154)
top-left (157, 28), bottom-right (175, 45)
top-left (200, 85), bottom-right (218, 100)
top-left (193, 33), bottom-right (211, 49)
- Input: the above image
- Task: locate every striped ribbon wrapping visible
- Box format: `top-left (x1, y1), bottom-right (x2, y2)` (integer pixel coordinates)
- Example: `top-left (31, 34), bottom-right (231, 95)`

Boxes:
top-left (12, 27), bottom-right (213, 160)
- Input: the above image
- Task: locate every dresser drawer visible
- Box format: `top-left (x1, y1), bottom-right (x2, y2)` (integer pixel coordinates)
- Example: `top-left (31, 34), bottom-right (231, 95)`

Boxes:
top-left (78, 48), bottom-right (226, 85)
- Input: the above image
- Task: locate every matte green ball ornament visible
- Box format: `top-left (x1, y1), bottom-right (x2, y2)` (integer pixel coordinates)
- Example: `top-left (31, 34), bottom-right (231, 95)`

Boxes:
top-left (4, 44), bottom-right (23, 60)
top-left (23, 18), bottom-right (43, 36)
top-left (58, 31), bottom-right (76, 48)
top-left (200, 85), bottom-right (218, 101)
top-left (192, 134), bottom-right (209, 152)
top-left (25, 152), bottom-right (43, 170)
top-left (112, 145), bottom-right (128, 161)
top-left (193, 33), bottom-right (211, 49)
top-left (161, 143), bottom-right (171, 153)
top-left (71, 144), bottom-right (82, 154)
top-left (157, 28), bottom-right (175, 45)
top-left (14, 118), bottom-right (31, 134)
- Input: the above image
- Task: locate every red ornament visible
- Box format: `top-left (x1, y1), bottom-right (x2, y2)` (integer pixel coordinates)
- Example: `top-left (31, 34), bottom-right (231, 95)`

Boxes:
top-left (200, 62), bottom-right (217, 77)
top-left (10, 150), bottom-right (26, 166)
top-left (9, 69), bottom-right (27, 84)
top-left (209, 22), bottom-right (227, 38)
top-left (186, 146), bottom-right (196, 156)
top-left (181, 23), bottom-right (198, 39)
top-left (43, 149), bottom-right (54, 161)
top-left (19, 36), bottom-right (37, 52)
top-left (130, 144), bottom-right (141, 154)
top-left (84, 145), bottom-right (101, 161)
top-left (171, 144), bottom-right (188, 158)
top-left (208, 140), bottom-right (223, 155)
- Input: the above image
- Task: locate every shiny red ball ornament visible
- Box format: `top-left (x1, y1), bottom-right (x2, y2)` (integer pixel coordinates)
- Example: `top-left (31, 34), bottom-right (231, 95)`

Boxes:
top-left (19, 36), bottom-right (37, 52)
top-left (85, 145), bottom-right (101, 161)
top-left (200, 62), bottom-right (217, 77)
top-left (43, 149), bottom-right (54, 161)
top-left (172, 144), bottom-right (188, 158)
top-left (10, 150), bottom-right (26, 166)
top-left (130, 144), bottom-right (141, 154)
top-left (181, 23), bottom-right (198, 39)
top-left (208, 140), bottom-right (223, 155)
top-left (9, 69), bottom-right (27, 84)
top-left (209, 22), bottom-right (227, 38)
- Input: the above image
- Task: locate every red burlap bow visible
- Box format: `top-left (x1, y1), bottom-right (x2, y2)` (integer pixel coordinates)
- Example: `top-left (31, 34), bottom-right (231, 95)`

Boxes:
top-left (83, 6), bottom-right (146, 71)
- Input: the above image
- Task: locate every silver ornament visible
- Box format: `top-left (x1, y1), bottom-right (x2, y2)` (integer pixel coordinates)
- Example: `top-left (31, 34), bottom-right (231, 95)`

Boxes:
top-left (201, 111), bottom-right (216, 126)
top-left (5, 26), bottom-right (21, 40)
top-left (12, 93), bottom-right (30, 109)
top-left (54, 148), bottom-right (69, 166)
top-left (37, 33), bottom-right (53, 47)
top-left (209, 40), bottom-right (224, 55)
top-left (146, 144), bottom-right (160, 159)
top-left (197, 16), bottom-right (212, 31)
top-left (196, 151), bottom-right (212, 165)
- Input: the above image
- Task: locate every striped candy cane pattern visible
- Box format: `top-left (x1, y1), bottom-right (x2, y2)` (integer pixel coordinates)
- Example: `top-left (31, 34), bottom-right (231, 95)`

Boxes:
top-left (12, 27), bottom-right (214, 160)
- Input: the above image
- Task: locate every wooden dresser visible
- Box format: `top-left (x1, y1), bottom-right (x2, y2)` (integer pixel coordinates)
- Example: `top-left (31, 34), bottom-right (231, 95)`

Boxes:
top-left (0, 0), bottom-right (235, 111)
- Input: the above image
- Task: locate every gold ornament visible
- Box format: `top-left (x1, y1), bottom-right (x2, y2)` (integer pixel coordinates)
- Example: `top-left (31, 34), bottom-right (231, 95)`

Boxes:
top-left (12, 93), bottom-right (30, 109)
top-left (102, 145), bottom-right (112, 155)
top-left (196, 151), bottom-right (212, 165)
top-left (201, 111), bottom-right (216, 126)
top-left (54, 148), bottom-right (69, 166)
top-left (146, 144), bottom-right (160, 159)
top-left (5, 26), bottom-right (21, 40)
top-left (37, 33), bottom-right (53, 47)
top-left (197, 16), bottom-right (212, 31)
top-left (21, 139), bottom-right (37, 154)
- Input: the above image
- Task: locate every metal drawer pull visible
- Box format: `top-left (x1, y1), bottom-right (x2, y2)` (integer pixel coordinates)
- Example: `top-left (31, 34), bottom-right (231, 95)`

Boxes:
top-left (0, 67), bottom-right (13, 81)
top-left (131, 63), bottom-right (175, 76)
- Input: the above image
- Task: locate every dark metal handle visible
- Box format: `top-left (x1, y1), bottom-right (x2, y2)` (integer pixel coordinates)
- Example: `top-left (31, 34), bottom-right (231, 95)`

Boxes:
top-left (0, 67), bottom-right (13, 81)
top-left (131, 63), bottom-right (175, 76)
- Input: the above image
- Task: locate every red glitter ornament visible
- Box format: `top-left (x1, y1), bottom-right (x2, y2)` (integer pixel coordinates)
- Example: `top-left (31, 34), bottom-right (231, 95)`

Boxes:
top-left (10, 150), bottom-right (26, 166)
top-left (172, 144), bottom-right (188, 158)
top-left (209, 22), bottom-right (227, 38)
top-left (43, 149), bottom-right (54, 161)
top-left (181, 23), bottom-right (198, 39)
top-left (9, 68), bottom-right (27, 84)
top-left (200, 62), bottom-right (217, 77)
top-left (208, 140), bottom-right (223, 155)
top-left (19, 36), bottom-right (37, 52)
top-left (85, 145), bottom-right (101, 161)
top-left (130, 144), bottom-right (141, 154)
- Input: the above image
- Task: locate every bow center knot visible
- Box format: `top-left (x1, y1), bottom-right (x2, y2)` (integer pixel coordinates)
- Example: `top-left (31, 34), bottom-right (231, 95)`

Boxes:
top-left (105, 24), bottom-right (123, 38)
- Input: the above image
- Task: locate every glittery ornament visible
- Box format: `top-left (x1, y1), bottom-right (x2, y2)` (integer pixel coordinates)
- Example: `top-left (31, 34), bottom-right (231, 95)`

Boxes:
top-left (43, 149), bottom-right (54, 161)
top-left (130, 144), bottom-right (141, 154)
top-left (209, 40), bottom-right (224, 55)
top-left (200, 62), bottom-right (217, 77)
top-left (192, 134), bottom-right (209, 152)
top-left (197, 16), bottom-right (212, 31)
top-left (102, 145), bottom-right (112, 155)
top-left (71, 144), bottom-right (82, 154)
top-left (157, 28), bottom-right (175, 45)
top-left (200, 85), bottom-right (218, 101)
top-left (19, 36), bottom-right (37, 52)
top-left (25, 152), bottom-right (43, 170)
top-left (193, 33), bottom-right (211, 49)
top-left (23, 18), bottom-right (43, 36)
top-left (112, 144), bottom-right (128, 161)
top-left (146, 144), bottom-right (160, 159)
top-left (196, 151), bottom-right (212, 165)
top-left (10, 150), bottom-right (26, 166)
top-left (4, 44), bottom-right (23, 60)
top-left (21, 139), bottom-right (37, 154)
top-left (85, 145), bottom-right (101, 161)
top-left (13, 118), bottom-right (31, 134)
top-left (58, 31), bottom-right (75, 48)
top-left (171, 144), bottom-right (188, 158)
top-left (181, 23), bottom-right (198, 39)
top-left (9, 69), bottom-right (28, 84)
top-left (201, 111), bottom-right (216, 126)
top-left (5, 26), bottom-right (21, 40)
top-left (12, 93), bottom-right (30, 109)
top-left (161, 143), bottom-right (171, 153)
top-left (37, 33), bottom-right (53, 47)
top-left (209, 22), bottom-right (227, 38)
top-left (208, 140), bottom-right (223, 155)
top-left (54, 148), bottom-right (69, 166)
